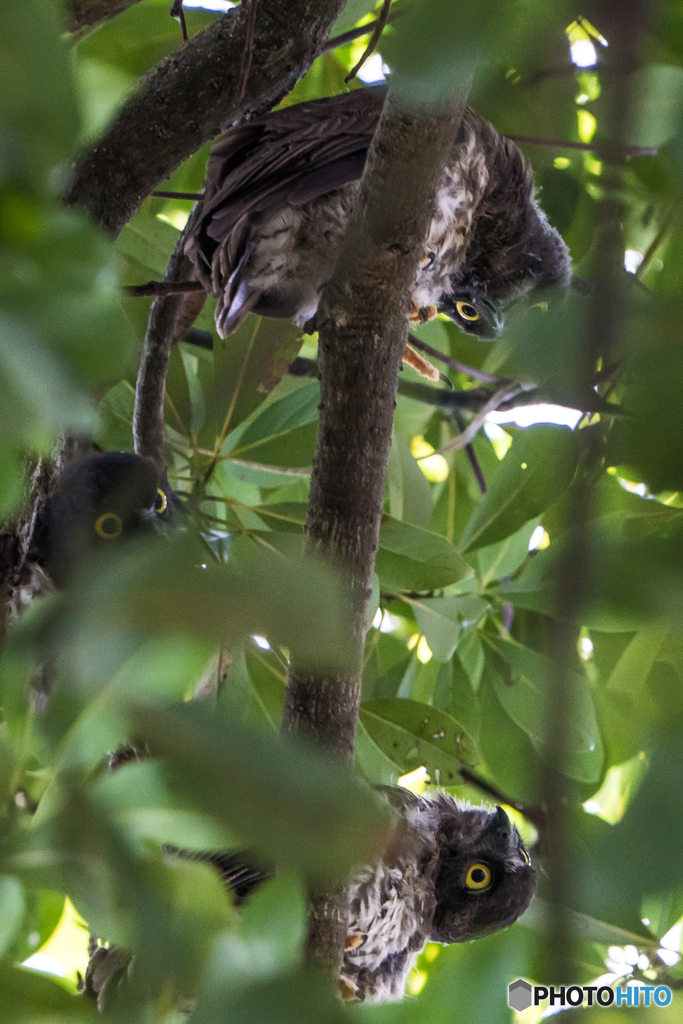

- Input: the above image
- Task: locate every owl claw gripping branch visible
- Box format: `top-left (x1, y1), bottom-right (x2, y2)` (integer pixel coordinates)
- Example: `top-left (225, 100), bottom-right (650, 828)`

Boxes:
top-left (186, 86), bottom-right (571, 379)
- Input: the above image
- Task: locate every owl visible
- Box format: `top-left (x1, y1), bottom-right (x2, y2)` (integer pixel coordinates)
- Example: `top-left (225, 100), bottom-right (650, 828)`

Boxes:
top-left (187, 86), bottom-right (571, 377)
top-left (179, 786), bottom-right (535, 1003)
top-left (31, 452), bottom-right (170, 587)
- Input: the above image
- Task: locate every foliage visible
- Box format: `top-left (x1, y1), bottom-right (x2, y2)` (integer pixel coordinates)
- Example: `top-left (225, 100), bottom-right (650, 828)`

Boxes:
top-left (2, 0), bottom-right (683, 1021)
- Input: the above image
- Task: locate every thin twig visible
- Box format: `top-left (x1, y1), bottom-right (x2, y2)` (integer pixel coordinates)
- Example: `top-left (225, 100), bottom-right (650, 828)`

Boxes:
top-left (453, 410), bottom-right (486, 494)
top-left (408, 333), bottom-right (508, 383)
top-left (133, 205), bottom-right (206, 468)
top-left (237, 0), bottom-right (258, 102)
top-left (322, 6), bottom-right (402, 52)
top-left (125, 280), bottom-right (205, 298)
top-left (345, 0), bottom-right (392, 83)
top-left (637, 208), bottom-right (675, 277)
top-left (151, 190), bottom-right (203, 200)
top-left (458, 767), bottom-right (547, 832)
top-left (322, 20), bottom-right (373, 51)
top-left (170, 0), bottom-right (188, 43)
top-left (507, 134), bottom-right (657, 157)
top-left (436, 382), bottom-right (521, 454)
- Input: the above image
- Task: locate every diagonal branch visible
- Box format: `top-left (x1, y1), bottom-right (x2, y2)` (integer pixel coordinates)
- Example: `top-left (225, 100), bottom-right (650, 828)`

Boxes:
top-left (280, 78), bottom-right (471, 978)
top-left (65, 0), bottom-right (143, 32)
top-left (133, 204), bottom-right (206, 469)
top-left (65, 0), bottom-right (348, 233)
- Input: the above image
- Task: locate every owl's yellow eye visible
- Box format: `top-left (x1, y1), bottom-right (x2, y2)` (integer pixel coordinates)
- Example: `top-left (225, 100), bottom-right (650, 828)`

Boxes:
top-left (95, 512), bottom-right (123, 540)
top-left (456, 301), bottom-right (480, 322)
top-left (465, 863), bottom-right (492, 890)
top-left (154, 488), bottom-right (167, 515)
top-left (521, 848), bottom-right (531, 865)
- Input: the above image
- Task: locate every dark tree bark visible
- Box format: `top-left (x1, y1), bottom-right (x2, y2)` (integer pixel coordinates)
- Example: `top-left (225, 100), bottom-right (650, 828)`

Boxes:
top-left (133, 204), bottom-right (206, 469)
top-left (65, 0), bottom-right (348, 234)
top-left (65, 0), bottom-right (143, 32)
top-left (281, 80), bottom-right (471, 978)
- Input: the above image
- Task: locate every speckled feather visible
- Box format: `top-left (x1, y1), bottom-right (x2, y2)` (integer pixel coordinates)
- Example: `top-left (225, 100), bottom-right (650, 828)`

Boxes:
top-left (188, 86), bottom-right (571, 341)
top-left (341, 788), bottom-right (536, 1001)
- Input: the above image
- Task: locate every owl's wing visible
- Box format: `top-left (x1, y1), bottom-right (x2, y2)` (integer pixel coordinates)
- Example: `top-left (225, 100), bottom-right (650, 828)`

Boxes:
top-left (190, 87), bottom-right (384, 285)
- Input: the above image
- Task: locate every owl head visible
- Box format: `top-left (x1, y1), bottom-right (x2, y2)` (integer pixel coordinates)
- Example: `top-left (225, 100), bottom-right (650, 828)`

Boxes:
top-left (430, 802), bottom-right (536, 943)
top-left (438, 131), bottom-right (572, 340)
top-left (33, 452), bottom-right (171, 586)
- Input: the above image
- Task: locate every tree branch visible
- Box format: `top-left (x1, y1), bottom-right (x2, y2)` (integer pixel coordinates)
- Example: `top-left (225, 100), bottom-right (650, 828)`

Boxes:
top-left (65, 0), bottom-right (348, 233)
top-left (133, 204), bottom-right (205, 469)
top-left (65, 0), bottom-right (143, 32)
top-left (280, 79), bottom-right (471, 978)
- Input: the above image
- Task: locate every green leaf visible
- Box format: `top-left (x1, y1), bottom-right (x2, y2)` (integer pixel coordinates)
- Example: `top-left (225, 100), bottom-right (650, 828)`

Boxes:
top-left (409, 596), bottom-right (462, 662)
top-left (605, 629), bottom-right (668, 697)
top-left (130, 702), bottom-right (393, 880)
top-left (93, 760), bottom-right (240, 853)
top-left (0, 875), bottom-right (25, 957)
top-left (376, 518), bottom-right (473, 592)
top-left (360, 698), bottom-right (478, 786)
top-left (629, 64), bottom-right (683, 147)
top-left (387, 434), bottom-right (433, 529)
top-left (333, 0), bottom-right (379, 34)
top-left (226, 380), bottom-right (320, 467)
top-left (117, 212), bottom-right (181, 278)
top-left (458, 625), bottom-right (485, 691)
top-left (496, 540), bottom-right (651, 631)
top-left (0, 0), bottom-right (80, 180)
top-left (213, 316), bottom-right (304, 441)
top-left (52, 535), bottom-right (355, 681)
top-left (521, 898), bottom-right (658, 948)
top-left (77, 0), bottom-right (219, 78)
top-left (459, 425), bottom-right (579, 552)
top-left (486, 637), bottom-right (604, 784)
top-left (475, 519), bottom-right (539, 587)
top-left (0, 964), bottom-right (98, 1021)
top-left (355, 718), bottom-right (402, 785)
top-left (251, 507), bottom-right (473, 594)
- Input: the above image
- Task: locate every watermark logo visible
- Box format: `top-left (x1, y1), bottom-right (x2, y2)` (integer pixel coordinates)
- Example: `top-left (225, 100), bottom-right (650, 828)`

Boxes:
top-left (508, 980), bottom-right (673, 1011)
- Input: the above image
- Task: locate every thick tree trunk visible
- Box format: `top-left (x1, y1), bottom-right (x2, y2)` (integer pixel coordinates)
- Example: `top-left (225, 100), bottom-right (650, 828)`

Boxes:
top-left (281, 81), bottom-right (471, 978)
top-left (65, 0), bottom-right (347, 233)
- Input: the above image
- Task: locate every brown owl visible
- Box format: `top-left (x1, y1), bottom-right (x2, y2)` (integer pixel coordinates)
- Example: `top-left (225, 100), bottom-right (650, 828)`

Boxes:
top-left (187, 86), bottom-right (571, 376)
top-left (179, 787), bottom-right (536, 1003)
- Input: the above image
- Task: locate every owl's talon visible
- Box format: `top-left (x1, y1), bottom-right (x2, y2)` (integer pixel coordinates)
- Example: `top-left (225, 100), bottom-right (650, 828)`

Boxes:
top-left (339, 975), bottom-right (359, 1000)
top-left (425, 305), bottom-right (438, 321)
top-left (408, 298), bottom-right (421, 323)
top-left (345, 931), bottom-right (366, 950)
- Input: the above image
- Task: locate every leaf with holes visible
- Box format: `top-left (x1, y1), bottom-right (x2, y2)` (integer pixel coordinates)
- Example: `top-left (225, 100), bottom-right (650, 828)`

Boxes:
top-left (360, 698), bottom-right (478, 786)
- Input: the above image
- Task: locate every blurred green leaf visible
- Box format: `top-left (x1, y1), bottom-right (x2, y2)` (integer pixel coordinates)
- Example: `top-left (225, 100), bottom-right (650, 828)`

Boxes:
top-left (486, 636), bottom-right (604, 783)
top-left (629, 64), bottom-right (683, 147)
top-left (129, 701), bottom-right (393, 880)
top-left (0, 875), bottom-right (25, 957)
top-left (0, 963), bottom-right (98, 1021)
top-left (0, 0), bottom-right (80, 180)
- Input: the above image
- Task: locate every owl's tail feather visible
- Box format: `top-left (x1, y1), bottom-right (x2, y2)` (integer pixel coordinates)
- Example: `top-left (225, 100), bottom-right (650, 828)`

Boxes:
top-left (215, 281), bottom-right (263, 337)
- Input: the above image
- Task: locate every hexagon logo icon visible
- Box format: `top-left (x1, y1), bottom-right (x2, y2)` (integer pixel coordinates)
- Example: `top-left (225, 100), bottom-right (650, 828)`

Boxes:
top-left (508, 978), bottom-right (533, 1011)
